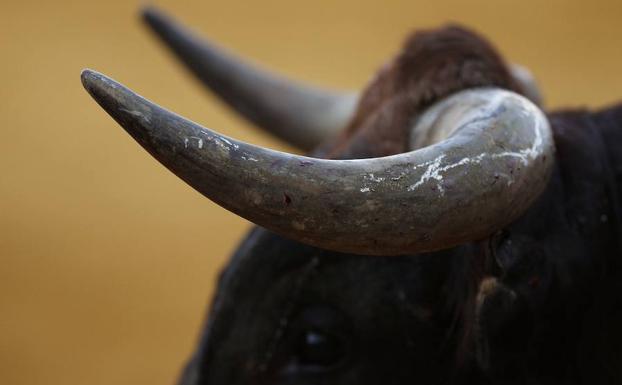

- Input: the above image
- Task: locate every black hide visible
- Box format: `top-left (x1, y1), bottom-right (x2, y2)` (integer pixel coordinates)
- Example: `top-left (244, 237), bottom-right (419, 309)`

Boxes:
top-left (177, 104), bottom-right (622, 385)
top-left (170, 22), bottom-right (622, 385)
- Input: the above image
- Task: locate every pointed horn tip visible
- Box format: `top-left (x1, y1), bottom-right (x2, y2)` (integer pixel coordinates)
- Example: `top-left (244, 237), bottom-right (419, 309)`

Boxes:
top-left (80, 69), bottom-right (111, 99)
top-left (140, 4), bottom-right (166, 27)
top-left (80, 68), bottom-right (101, 94)
top-left (80, 69), bottom-right (159, 145)
top-left (80, 69), bottom-right (135, 116)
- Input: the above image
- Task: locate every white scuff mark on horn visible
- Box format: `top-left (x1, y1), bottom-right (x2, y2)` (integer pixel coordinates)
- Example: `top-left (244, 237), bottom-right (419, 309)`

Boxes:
top-left (219, 137), bottom-right (240, 150)
top-left (407, 154), bottom-right (448, 193)
top-left (412, 157), bottom-right (443, 171)
top-left (406, 114), bottom-right (543, 195)
top-left (120, 108), bottom-right (151, 124)
top-left (213, 137), bottom-right (229, 151)
top-left (407, 153), bottom-right (508, 194)
top-left (391, 172), bottom-right (406, 181)
top-left (184, 136), bottom-right (204, 149)
top-left (491, 108), bottom-right (544, 166)
top-left (402, 89), bottom-right (549, 199)
top-left (204, 135), bottom-right (238, 152)
top-left (360, 173), bottom-right (385, 193)
top-left (365, 173), bottom-right (385, 183)
top-left (241, 154), bottom-right (259, 162)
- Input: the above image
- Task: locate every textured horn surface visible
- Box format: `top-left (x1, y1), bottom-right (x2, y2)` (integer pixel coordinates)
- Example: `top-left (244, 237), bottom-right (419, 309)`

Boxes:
top-left (142, 6), bottom-right (357, 151)
top-left (81, 69), bottom-right (554, 255)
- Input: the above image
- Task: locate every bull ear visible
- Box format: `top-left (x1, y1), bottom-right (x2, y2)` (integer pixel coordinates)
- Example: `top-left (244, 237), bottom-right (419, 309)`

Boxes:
top-left (474, 277), bottom-right (532, 381)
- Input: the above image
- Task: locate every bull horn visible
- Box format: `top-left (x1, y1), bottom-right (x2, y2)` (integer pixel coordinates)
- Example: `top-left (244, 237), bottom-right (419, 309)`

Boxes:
top-left (142, 7), bottom-right (544, 149)
top-left (81, 69), bottom-right (554, 256)
top-left (141, 6), bottom-right (357, 151)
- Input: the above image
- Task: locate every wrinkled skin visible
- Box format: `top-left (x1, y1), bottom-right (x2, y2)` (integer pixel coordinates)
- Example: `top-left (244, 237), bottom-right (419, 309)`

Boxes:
top-left (155, 25), bottom-right (622, 385)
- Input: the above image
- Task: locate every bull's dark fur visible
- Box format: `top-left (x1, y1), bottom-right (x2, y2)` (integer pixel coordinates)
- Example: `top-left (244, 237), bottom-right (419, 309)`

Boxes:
top-left (183, 26), bottom-right (622, 385)
top-left (323, 26), bottom-right (523, 159)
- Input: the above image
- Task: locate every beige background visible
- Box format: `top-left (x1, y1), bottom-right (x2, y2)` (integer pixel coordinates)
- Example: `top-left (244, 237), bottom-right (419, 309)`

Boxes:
top-left (1, 1), bottom-right (621, 384)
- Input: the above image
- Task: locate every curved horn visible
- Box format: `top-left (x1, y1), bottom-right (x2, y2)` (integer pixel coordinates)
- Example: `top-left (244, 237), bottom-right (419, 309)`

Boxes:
top-left (81, 69), bottom-right (554, 256)
top-left (141, 6), bottom-right (357, 151)
top-left (142, 7), bottom-right (543, 150)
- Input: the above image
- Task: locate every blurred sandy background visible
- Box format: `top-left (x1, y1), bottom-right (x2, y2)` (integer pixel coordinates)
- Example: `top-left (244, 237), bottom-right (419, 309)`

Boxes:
top-left (1, 1), bottom-right (621, 384)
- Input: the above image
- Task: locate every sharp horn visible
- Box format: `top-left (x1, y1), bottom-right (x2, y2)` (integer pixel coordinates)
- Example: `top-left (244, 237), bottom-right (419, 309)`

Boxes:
top-left (81, 69), bottom-right (554, 256)
top-left (141, 6), bottom-right (357, 151)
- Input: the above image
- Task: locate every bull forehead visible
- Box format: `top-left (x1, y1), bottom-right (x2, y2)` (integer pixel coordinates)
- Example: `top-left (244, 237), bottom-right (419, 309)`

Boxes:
top-left (214, 228), bottom-right (460, 308)
top-left (193, 228), bottom-right (476, 383)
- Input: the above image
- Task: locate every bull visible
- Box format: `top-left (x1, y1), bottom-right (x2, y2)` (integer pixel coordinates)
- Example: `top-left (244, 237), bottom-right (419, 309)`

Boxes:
top-left (81, 6), bottom-right (622, 384)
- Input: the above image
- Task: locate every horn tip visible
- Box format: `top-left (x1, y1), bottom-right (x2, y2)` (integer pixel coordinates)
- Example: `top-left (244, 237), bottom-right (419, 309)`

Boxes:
top-left (80, 68), bottom-right (101, 94)
top-left (80, 67), bottom-right (96, 81)
top-left (80, 69), bottom-right (113, 99)
top-left (140, 3), bottom-right (166, 28)
top-left (80, 69), bottom-right (135, 120)
top-left (80, 69), bottom-right (157, 145)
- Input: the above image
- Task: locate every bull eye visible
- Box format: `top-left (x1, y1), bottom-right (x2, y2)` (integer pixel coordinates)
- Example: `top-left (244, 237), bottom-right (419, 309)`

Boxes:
top-left (278, 305), bottom-right (351, 376)
top-left (296, 329), bottom-right (346, 368)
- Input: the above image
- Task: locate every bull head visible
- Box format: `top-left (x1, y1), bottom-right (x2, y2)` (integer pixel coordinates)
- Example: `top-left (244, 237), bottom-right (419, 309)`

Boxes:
top-left (82, 6), bottom-right (622, 385)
